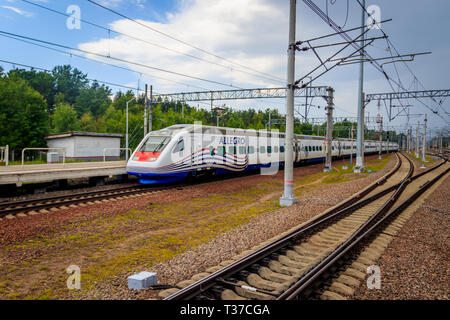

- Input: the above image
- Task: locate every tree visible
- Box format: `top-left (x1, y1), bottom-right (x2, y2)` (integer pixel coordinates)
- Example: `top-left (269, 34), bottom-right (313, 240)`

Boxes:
top-left (74, 81), bottom-right (112, 117)
top-left (112, 90), bottom-right (138, 113)
top-left (80, 112), bottom-right (97, 132)
top-left (52, 65), bottom-right (88, 105)
top-left (9, 69), bottom-right (56, 113)
top-left (51, 102), bottom-right (80, 133)
top-left (0, 74), bottom-right (49, 149)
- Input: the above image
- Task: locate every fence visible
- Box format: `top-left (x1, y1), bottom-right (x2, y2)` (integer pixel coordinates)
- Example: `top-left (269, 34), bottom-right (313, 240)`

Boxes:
top-left (103, 148), bottom-right (133, 162)
top-left (22, 148), bottom-right (66, 166)
top-left (0, 145), bottom-right (8, 166)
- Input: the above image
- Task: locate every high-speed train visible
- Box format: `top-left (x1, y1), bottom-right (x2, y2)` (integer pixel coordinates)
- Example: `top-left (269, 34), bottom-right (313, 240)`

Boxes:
top-left (126, 124), bottom-right (398, 184)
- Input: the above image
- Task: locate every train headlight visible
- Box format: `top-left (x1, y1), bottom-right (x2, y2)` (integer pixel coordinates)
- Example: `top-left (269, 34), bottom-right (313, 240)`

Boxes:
top-left (147, 157), bottom-right (158, 162)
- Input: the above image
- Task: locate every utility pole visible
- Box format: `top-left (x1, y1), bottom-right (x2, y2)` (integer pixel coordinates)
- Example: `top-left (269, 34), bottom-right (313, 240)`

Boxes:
top-left (421, 114), bottom-right (427, 162)
top-left (324, 87), bottom-right (334, 172)
top-left (304, 76), bottom-right (312, 123)
top-left (415, 121), bottom-right (420, 158)
top-left (182, 94), bottom-right (185, 119)
top-left (126, 96), bottom-right (137, 160)
top-left (350, 124), bottom-right (354, 165)
top-left (149, 85), bottom-right (153, 132)
top-left (386, 126), bottom-right (391, 155)
top-left (378, 116), bottom-right (383, 159)
top-left (269, 111), bottom-right (272, 131)
top-left (144, 84), bottom-right (148, 137)
top-left (280, 0), bottom-right (298, 207)
top-left (406, 127), bottom-right (410, 153)
top-left (354, 0), bottom-right (366, 173)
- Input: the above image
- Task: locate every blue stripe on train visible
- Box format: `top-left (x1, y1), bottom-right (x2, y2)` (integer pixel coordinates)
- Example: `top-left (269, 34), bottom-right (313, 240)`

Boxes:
top-left (128, 161), bottom-right (282, 184)
top-left (127, 171), bottom-right (189, 184)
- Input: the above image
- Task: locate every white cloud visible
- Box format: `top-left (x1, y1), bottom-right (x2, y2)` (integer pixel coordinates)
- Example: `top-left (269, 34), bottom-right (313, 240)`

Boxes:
top-left (79, 0), bottom-right (292, 92)
top-left (1, 5), bottom-right (34, 17)
top-left (76, 0), bottom-right (448, 130)
top-left (95, 0), bottom-right (146, 8)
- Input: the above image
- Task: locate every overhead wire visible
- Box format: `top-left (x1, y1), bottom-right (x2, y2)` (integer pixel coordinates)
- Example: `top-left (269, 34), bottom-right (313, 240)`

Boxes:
top-left (0, 58), bottom-right (143, 93)
top-left (302, 0), bottom-right (449, 125)
top-left (20, 0), bottom-right (285, 85)
top-left (0, 32), bottom-right (210, 91)
top-left (0, 30), bottom-right (243, 89)
top-left (353, 0), bottom-right (449, 123)
top-left (85, 0), bottom-right (286, 84)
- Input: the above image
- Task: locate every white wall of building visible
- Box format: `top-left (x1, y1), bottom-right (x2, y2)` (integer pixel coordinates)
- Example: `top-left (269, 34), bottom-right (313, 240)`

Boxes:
top-left (46, 137), bottom-right (75, 157)
top-left (73, 136), bottom-right (120, 159)
top-left (46, 134), bottom-right (122, 160)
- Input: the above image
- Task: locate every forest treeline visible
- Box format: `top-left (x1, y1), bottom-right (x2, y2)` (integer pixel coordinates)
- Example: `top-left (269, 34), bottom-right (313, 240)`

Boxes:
top-left (0, 64), bottom-right (397, 151)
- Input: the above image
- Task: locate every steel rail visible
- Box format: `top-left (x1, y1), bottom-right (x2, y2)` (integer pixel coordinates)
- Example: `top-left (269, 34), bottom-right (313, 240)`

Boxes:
top-left (165, 153), bottom-right (406, 300)
top-left (278, 155), bottom-right (448, 299)
top-left (0, 184), bottom-right (156, 217)
top-left (166, 153), bottom-right (447, 300)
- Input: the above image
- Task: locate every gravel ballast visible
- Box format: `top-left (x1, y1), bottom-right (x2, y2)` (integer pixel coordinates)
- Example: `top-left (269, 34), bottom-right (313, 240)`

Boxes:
top-left (0, 154), bottom-right (396, 299)
top-left (90, 156), bottom-right (396, 300)
top-left (352, 172), bottom-right (449, 300)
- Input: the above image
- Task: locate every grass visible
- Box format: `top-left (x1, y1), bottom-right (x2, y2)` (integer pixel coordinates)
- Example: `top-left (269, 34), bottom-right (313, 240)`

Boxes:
top-left (0, 154), bottom-right (393, 299)
top-left (407, 152), bottom-right (436, 166)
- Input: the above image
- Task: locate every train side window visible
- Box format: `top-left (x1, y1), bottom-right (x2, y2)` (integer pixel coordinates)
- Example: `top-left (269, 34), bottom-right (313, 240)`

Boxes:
top-left (267, 146), bottom-right (272, 153)
top-left (209, 146), bottom-right (215, 156)
top-left (228, 146), bottom-right (237, 155)
top-left (319, 146), bottom-right (322, 151)
top-left (173, 139), bottom-right (184, 153)
top-left (280, 146), bottom-right (285, 153)
top-left (312, 146), bottom-right (316, 151)
top-left (239, 146), bottom-right (246, 154)
top-left (308, 146), bottom-right (312, 152)
top-left (260, 146), bottom-right (266, 153)
top-left (218, 146), bottom-right (226, 156)
top-left (248, 146), bottom-right (255, 154)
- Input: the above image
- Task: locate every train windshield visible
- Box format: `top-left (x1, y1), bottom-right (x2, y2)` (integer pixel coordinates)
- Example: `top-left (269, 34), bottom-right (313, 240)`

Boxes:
top-left (139, 136), bottom-right (171, 153)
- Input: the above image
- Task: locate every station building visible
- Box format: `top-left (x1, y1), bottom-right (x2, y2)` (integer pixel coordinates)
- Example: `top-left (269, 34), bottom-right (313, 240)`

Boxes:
top-left (45, 132), bottom-right (124, 162)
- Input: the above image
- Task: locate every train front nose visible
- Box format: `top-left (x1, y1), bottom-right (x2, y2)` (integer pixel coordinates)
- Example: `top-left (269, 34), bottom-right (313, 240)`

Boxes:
top-left (126, 151), bottom-right (161, 182)
top-left (126, 151), bottom-right (188, 184)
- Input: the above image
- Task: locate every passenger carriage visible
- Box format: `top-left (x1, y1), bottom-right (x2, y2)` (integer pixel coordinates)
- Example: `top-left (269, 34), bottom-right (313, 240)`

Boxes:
top-left (126, 124), bottom-right (398, 184)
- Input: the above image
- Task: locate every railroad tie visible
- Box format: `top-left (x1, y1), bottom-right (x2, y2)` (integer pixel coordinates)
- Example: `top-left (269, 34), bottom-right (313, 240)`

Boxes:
top-left (158, 288), bottom-right (180, 299)
top-left (205, 265), bottom-right (223, 273)
top-left (221, 289), bottom-right (248, 300)
top-left (245, 273), bottom-right (287, 294)
top-left (176, 279), bottom-right (196, 288)
top-left (233, 280), bottom-right (275, 300)
top-left (328, 281), bottom-right (355, 296)
top-left (257, 266), bottom-right (294, 284)
top-left (320, 290), bottom-right (347, 300)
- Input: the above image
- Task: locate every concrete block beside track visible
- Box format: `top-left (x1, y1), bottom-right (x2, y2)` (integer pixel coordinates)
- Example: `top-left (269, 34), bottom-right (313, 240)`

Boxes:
top-left (128, 271), bottom-right (157, 290)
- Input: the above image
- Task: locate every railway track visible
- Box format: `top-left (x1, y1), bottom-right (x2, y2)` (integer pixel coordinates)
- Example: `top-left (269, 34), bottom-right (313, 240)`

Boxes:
top-left (162, 152), bottom-right (449, 300)
top-left (0, 155), bottom-right (373, 220)
top-left (0, 184), bottom-right (169, 219)
top-left (0, 162), bottom-right (288, 220)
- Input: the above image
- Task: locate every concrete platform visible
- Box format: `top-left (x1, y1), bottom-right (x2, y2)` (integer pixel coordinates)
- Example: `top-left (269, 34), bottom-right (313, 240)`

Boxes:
top-left (0, 161), bottom-right (127, 186)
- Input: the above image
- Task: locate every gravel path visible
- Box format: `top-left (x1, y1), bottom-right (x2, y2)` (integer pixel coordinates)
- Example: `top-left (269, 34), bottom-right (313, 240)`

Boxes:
top-left (353, 173), bottom-right (449, 300)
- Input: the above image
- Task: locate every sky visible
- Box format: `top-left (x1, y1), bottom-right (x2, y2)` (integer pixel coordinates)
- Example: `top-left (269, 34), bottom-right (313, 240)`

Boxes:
top-left (0, 0), bottom-right (449, 137)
